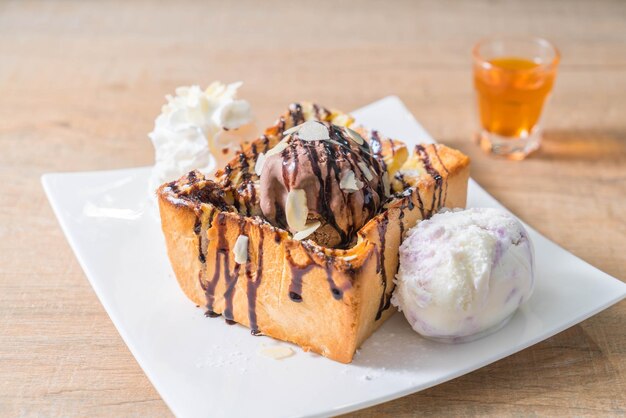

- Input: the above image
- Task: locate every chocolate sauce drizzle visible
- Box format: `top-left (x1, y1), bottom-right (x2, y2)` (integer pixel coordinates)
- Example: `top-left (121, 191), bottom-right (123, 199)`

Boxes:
top-left (194, 216), bottom-right (205, 263)
top-left (374, 212), bottom-right (390, 320)
top-left (370, 130), bottom-right (387, 172)
top-left (370, 130), bottom-right (383, 155)
top-left (289, 103), bottom-right (305, 126)
top-left (261, 134), bottom-right (270, 152)
top-left (306, 140), bottom-right (346, 245)
top-left (286, 248), bottom-right (316, 303)
top-left (398, 207), bottom-right (405, 240)
top-left (394, 172), bottom-right (411, 190)
top-left (222, 217), bottom-right (246, 324)
top-left (222, 165), bottom-right (233, 189)
top-left (247, 230), bottom-right (264, 335)
top-left (285, 244), bottom-right (348, 303)
top-left (193, 208), bottom-right (219, 317)
top-left (414, 187), bottom-right (426, 219)
top-left (236, 151), bottom-right (255, 216)
top-left (322, 138), bottom-right (352, 246)
top-left (313, 103), bottom-right (320, 119)
top-left (324, 258), bottom-right (344, 300)
top-left (203, 212), bottom-right (228, 318)
top-left (167, 180), bottom-right (180, 194)
top-left (277, 117), bottom-right (286, 134)
top-left (329, 126), bottom-right (384, 218)
top-left (416, 144), bottom-right (444, 216)
top-left (432, 145), bottom-right (450, 206)
top-left (388, 139), bottom-right (396, 156)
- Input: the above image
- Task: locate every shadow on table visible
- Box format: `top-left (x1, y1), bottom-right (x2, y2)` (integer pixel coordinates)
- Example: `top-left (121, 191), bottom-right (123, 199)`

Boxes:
top-left (534, 129), bottom-right (625, 162)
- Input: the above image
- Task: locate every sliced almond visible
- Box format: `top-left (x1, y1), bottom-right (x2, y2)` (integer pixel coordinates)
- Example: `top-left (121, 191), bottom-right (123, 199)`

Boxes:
top-left (297, 121), bottom-right (330, 141)
top-left (357, 161), bottom-right (374, 181)
top-left (382, 172), bottom-right (391, 197)
top-left (292, 221), bottom-right (321, 241)
top-left (254, 153), bottom-right (267, 176)
top-left (285, 189), bottom-right (308, 231)
top-left (260, 346), bottom-right (295, 360)
top-left (233, 235), bottom-right (249, 264)
top-left (345, 127), bottom-right (365, 145)
top-left (283, 122), bottom-right (304, 136)
top-left (340, 170), bottom-right (362, 192)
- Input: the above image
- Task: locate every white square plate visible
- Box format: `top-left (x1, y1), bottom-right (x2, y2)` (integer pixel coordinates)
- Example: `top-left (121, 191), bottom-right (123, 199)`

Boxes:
top-left (42, 97), bottom-right (626, 418)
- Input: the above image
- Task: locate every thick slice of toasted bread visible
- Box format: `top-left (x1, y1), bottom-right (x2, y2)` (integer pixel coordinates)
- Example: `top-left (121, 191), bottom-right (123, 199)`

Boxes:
top-left (157, 103), bottom-right (470, 363)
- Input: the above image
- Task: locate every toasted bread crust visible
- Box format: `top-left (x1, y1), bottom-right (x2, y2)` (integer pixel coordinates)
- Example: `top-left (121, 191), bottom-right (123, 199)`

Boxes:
top-left (158, 104), bottom-right (470, 363)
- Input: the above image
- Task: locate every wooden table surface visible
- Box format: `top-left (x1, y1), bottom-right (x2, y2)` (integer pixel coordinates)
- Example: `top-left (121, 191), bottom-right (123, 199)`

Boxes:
top-left (1, 0), bottom-right (625, 416)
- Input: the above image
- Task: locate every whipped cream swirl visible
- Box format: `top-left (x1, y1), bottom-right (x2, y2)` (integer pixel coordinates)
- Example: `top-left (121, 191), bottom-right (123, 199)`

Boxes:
top-left (149, 81), bottom-right (256, 191)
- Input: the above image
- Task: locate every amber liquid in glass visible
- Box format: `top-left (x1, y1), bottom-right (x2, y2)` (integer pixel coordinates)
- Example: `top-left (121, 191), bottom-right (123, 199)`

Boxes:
top-left (474, 57), bottom-right (556, 138)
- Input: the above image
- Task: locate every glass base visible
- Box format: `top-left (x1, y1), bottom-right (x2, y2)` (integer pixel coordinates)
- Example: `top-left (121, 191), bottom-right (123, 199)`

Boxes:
top-left (476, 128), bottom-right (541, 160)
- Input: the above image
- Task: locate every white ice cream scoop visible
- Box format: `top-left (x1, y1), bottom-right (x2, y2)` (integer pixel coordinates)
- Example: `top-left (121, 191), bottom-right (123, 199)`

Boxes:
top-left (392, 208), bottom-right (534, 342)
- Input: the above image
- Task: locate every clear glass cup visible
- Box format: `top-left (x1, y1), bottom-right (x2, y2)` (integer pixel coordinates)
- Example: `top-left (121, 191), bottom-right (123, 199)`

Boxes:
top-left (473, 37), bottom-right (560, 160)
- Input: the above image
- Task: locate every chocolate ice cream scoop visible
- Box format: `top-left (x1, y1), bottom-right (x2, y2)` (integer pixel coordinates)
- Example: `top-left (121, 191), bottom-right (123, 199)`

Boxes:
top-left (257, 121), bottom-right (388, 248)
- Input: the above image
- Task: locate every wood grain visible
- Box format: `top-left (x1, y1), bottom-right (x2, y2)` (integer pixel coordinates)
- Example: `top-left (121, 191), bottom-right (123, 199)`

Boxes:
top-left (0, 0), bottom-right (624, 416)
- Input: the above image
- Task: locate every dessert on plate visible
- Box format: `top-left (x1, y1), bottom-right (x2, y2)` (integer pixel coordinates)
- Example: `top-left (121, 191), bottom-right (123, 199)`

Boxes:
top-left (156, 101), bottom-right (470, 363)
